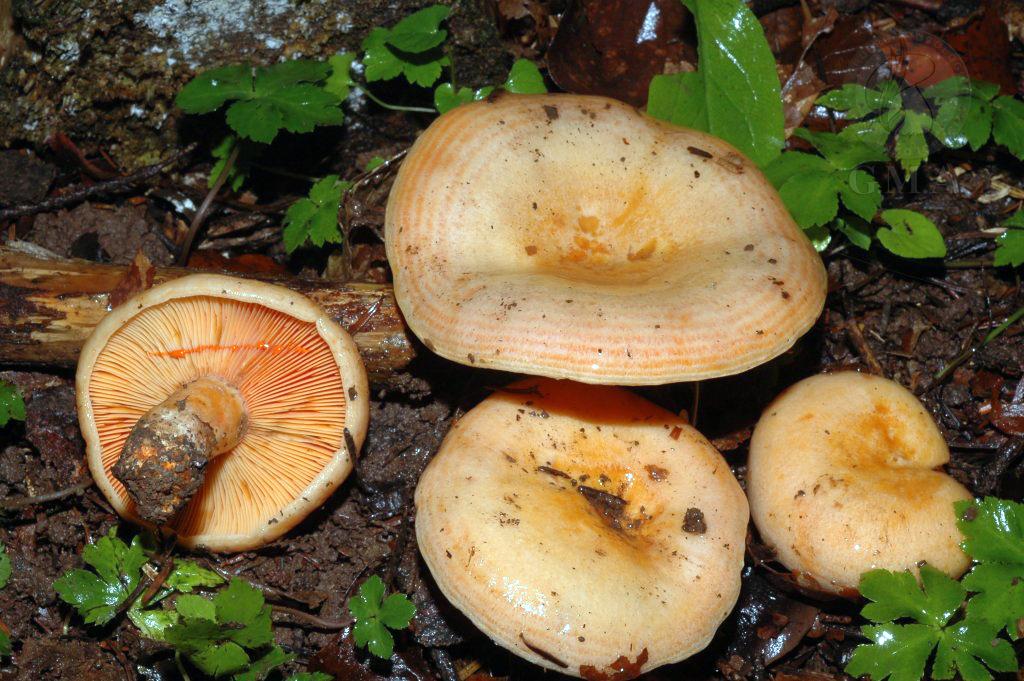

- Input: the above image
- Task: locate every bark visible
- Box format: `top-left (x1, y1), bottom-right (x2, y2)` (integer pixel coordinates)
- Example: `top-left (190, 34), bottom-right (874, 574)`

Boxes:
top-left (0, 248), bottom-right (415, 380)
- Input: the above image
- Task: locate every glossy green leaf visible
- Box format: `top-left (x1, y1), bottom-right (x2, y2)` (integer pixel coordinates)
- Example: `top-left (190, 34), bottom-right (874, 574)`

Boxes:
top-left (165, 561), bottom-right (224, 594)
top-left (776, 172), bottom-right (841, 229)
top-left (956, 498), bottom-right (1024, 564)
top-left (646, 72), bottom-right (709, 131)
top-left (818, 81), bottom-right (902, 118)
top-left (877, 209), bottom-right (946, 258)
top-left (128, 607), bottom-right (178, 640)
top-left (385, 5), bottom-right (450, 53)
top-left (434, 83), bottom-right (492, 114)
top-left (282, 175), bottom-right (350, 252)
top-left (190, 642), bottom-right (251, 677)
top-left (504, 59), bottom-right (546, 94)
top-left (838, 169), bottom-right (882, 221)
top-left (176, 594), bottom-right (217, 621)
top-left (176, 65), bottom-right (253, 114)
top-left (0, 381), bottom-right (25, 427)
top-left (993, 95), bottom-right (1024, 159)
top-left (678, 0), bottom-right (784, 166)
top-left (834, 215), bottom-right (874, 250)
top-left (325, 53), bottom-right (356, 100)
top-left (792, 127), bottom-right (889, 170)
top-left (846, 623), bottom-right (938, 681)
top-left (0, 543), bottom-right (10, 589)
top-left (234, 645), bottom-right (295, 681)
top-left (895, 111), bottom-right (931, 178)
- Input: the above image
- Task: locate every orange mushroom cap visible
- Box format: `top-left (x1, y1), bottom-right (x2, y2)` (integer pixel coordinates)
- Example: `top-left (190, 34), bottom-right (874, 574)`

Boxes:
top-left (76, 274), bottom-right (369, 552)
top-left (748, 372), bottom-right (971, 594)
top-left (386, 93), bottom-right (826, 384)
top-left (415, 378), bottom-right (749, 677)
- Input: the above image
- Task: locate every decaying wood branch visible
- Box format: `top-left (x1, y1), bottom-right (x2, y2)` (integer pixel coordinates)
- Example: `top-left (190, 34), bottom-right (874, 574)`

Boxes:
top-left (0, 248), bottom-right (414, 380)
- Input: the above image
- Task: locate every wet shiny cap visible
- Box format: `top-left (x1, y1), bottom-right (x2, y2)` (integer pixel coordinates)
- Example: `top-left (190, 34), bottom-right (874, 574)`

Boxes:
top-left (415, 378), bottom-right (749, 677)
top-left (76, 274), bottom-right (369, 552)
top-left (386, 93), bottom-right (827, 384)
top-left (748, 372), bottom-right (972, 594)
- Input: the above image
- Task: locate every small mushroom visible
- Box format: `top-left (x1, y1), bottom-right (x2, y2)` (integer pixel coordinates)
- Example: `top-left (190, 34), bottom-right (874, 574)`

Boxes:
top-left (77, 274), bottom-right (369, 552)
top-left (386, 93), bottom-right (826, 384)
top-left (415, 378), bottom-right (748, 678)
top-left (747, 372), bottom-right (971, 594)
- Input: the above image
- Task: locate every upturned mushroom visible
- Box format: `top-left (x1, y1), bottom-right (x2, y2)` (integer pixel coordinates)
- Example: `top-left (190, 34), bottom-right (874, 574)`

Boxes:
top-left (77, 274), bottom-right (369, 552)
top-left (386, 93), bottom-right (826, 384)
top-left (747, 372), bottom-right (972, 594)
top-left (415, 378), bottom-right (749, 678)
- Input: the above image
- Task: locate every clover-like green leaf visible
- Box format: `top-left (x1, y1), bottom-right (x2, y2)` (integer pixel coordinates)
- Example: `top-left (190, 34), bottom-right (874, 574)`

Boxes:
top-left (504, 59), bottom-right (546, 95)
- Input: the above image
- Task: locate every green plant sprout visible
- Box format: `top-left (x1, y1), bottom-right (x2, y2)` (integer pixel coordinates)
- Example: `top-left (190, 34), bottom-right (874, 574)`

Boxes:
top-left (846, 497), bottom-right (1024, 681)
top-left (0, 381), bottom-right (24, 428)
top-left (0, 542), bottom-right (10, 656)
top-left (347, 575), bottom-right (416, 659)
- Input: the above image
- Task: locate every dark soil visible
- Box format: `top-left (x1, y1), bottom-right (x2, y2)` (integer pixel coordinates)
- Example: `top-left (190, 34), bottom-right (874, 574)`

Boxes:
top-left (3, 1), bottom-right (1024, 680)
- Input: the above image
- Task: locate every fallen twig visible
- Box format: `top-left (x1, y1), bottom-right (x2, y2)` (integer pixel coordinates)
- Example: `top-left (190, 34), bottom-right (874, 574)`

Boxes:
top-left (177, 143), bottom-right (239, 265)
top-left (0, 478), bottom-right (94, 510)
top-left (0, 144), bottom-right (197, 222)
top-left (271, 605), bottom-right (353, 630)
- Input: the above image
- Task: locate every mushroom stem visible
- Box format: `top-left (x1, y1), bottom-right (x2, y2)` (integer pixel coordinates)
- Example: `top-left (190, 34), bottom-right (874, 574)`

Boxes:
top-left (113, 377), bottom-right (248, 525)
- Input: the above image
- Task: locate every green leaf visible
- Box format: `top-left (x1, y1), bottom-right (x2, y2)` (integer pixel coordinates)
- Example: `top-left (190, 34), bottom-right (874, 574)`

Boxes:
top-left (176, 594), bottom-right (218, 621)
top-left (54, 529), bottom-right (148, 625)
top-left (846, 623), bottom-right (939, 681)
top-left (763, 151), bottom-right (833, 188)
top-left (895, 111), bottom-right (931, 178)
top-left (804, 223), bottom-right (832, 252)
top-left (992, 95), bottom-right (1024, 159)
top-left (994, 229), bottom-right (1024, 268)
top-left (504, 59), bottom-right (546, 95)
top-left (877, 209), bottom-right (946, 259)
top-left (386, 5), bottom-right (450, 53)
top-left (676, 0), bottom-right (784, 167)
top-left (234, 645), bottom-right (295, 681)
top-left (354, 619), bottom-right (394, 659)
top-left (923, 76), bottom-right (973, 103)
top-left (362, 28), bottom-right (404, 82)
top-left (934, 620), bottom-right (1018, 681)
top-left (962, 563), bottom-right (1024, 638)
top-left (349, 575), bottom-right (385, 620)
top-left (379, 593), bottom-right (416, 630)
top-left (0, 630), bottom-right (9, 657)
top-left (285, 674), bottom-right (333, 681)
top-left (54, 569), bottom-right (128, 625)
top-left (0, 543), bottom-right (10, 589)
top-left (215, 578), bottom-right (265, 625)
top-left (365, 156), bottom-right (386, 171)
top-left (227, 83), bottom-right (343, 143)
top-left (434, 83), bottom-right (493, 114)
top-left (838, 169), bottom-right (882, 221)
top-left (860, 566), bottom-right (964, 628)
top-left (176, 65), bottom-right (253, 114)
top-left (190, 642), bottom-right (251, 677)
top-left (348, 575), bottom-right (416, 659)
top-left (0, 381), bottom-right (25, 427)
top-left (776, 172), bottom-right (841, 229)
top-left (792, 127), bottom-right (889, 170)
top-left (166, 617), bottom-right (225, 652)
top-left (834, 215), bottom-right (874, 250)
top-left (209, 136), bottom-right (248, 192)
top-left (325, 53), bottom-right (356, 100)
top-left (282, 175), bottom-right (350, 252)
top-left (647, 72), bottom-right (709, 131)
top-left (128, 607), bottom-right (178, 640)
top-left (401, 55), bottom-right (450, 88)
top-left (931, 96), bottom-right (992, 151)
top-left (956, 498), bottom-right (1024, 565)
top-left (256, 60), bottom-right (331, 90)
top-left (165, 560), bottom-right (224, 594)
top-left (818, 81), bottom-right (902, 118)
top-left (227, 606), bottom-right (273, 649)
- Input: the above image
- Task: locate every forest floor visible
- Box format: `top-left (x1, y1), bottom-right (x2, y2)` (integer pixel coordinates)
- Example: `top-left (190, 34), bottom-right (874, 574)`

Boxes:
top-left (2, 1), bottom-right (1024, 680)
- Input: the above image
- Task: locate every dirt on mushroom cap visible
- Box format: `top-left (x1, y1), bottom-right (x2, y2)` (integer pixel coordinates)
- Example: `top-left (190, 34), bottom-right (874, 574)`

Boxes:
top-left (747, 371), bottom-right (972, 594)
top-left (414, 378), bottom-right (749, 678)
top-left (386, 93), bottom-right (827, 385)
top-left (76, 274), bottom-right (369, 552)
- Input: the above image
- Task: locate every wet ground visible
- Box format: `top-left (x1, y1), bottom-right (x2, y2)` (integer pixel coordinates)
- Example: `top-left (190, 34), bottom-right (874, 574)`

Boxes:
top-left (3, 1), bottom-right (1024, 680)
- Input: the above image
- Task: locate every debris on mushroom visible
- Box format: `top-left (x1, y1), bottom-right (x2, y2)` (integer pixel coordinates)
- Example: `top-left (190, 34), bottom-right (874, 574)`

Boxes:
top-left (385, 93), bottom-right (827, 384)
top-left (415, 378), bottom-right (749, 678)
top-left (747, 372), bottom-right (972, 595)
top-left (77, 273), bottom-right (369, 552)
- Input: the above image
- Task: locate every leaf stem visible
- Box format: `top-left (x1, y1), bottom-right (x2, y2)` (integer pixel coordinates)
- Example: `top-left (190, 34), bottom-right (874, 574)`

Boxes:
top-left (359, 87), bottom-right (436, 114)
top-left (177, 143), bottom-right (240, 266)
top-left (175, 651), bottom-right (192, 681)
top-left (934, 304), bottom-right (1024, 382)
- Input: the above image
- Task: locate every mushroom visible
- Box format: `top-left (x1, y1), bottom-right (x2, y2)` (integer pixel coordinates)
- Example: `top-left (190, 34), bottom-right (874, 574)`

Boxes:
top-left (76, 274), bottom-right (369, 552)
top-left (386, 93), bottom-right (826, 384)
top-left (747, 372), bottom-right (971, 595)
top-left (415, 378), bottom-right (748, 678)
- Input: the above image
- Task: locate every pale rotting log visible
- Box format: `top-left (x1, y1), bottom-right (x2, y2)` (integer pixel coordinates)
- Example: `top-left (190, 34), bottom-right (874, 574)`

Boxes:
top-left (0, 248), bottom-right (414, 380)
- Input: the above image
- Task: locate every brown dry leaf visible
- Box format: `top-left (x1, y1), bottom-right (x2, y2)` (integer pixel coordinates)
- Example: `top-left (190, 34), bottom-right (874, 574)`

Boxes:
top-left (944, 1), bottom-right (1015, 95)
top-left (497, 0), bottom-right (532, 21)
top-left (108, 250), bottom-right (154, 308)
top-left (546, 0), bottom-right (692, 106)
top-left (187, 251), bottom-right (286, 275)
